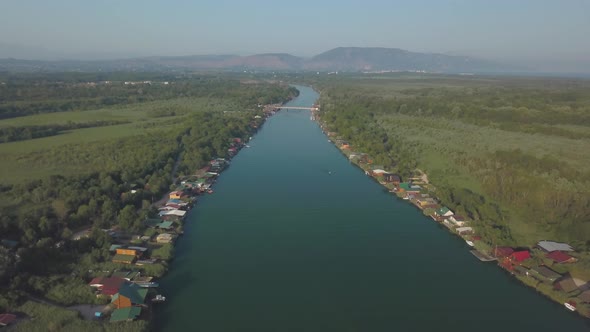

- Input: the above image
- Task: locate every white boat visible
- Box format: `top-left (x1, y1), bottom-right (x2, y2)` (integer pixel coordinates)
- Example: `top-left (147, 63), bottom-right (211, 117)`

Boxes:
top-left (245, 145), bottom-right (250, 148)
top-left (466, 240), bottom-right (474, 247)
top-left (151, 294), bottom-right (166, 303)
top-left (564, 302), bottom-right (577, 311)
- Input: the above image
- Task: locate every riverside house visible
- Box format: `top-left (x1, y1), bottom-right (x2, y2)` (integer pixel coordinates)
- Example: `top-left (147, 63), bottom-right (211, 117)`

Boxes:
top-left (546, 251), bottom-right (577, 264)
top-left (110, 307), bottom-right (142, 323)
top-left (88, 276), bottom-right (126, 296)
top-left (528, 266), bottom-right (562, 283)
top-left (415, 196), bottom-right (438, 209)
top-left (111, 283), bottom-right (148, 309)
top-left (398, 182), bottom-right (421, 194)
top-left (435, 207), bottom-right (454, 218)
top-left (156, 233), bottom-right (175, 244)
top-left (537, 241), bottom-right (574, 253)
top-left (447, 215), bottom-right (467, 227)
top-left (382, 173), bottom-right (402, 184)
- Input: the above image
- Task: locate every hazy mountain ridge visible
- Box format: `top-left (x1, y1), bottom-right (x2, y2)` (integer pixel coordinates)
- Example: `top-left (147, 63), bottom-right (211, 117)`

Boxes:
top-left (0, 47), bottom-right (518, 73)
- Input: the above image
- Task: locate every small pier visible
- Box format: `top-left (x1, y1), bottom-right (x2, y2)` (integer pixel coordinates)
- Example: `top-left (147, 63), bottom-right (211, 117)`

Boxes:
top-left (470, 250), bottom-right (497, 262)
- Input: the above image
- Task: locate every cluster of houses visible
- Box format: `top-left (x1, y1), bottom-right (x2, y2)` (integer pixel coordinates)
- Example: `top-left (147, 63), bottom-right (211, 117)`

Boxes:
top-left (495, 241), bottom-right (589, 310)
top-left (88, 275), bottom-right (151, 322)
top-left (86, 144), bottom-right (242, 323)
top-left (326, 130), bottom-right (590, 316)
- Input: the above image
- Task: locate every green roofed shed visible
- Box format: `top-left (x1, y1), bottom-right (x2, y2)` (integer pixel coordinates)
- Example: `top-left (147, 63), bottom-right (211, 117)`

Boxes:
top-left (109, 244), bottom-right (123, 252)
top-left (435, 207), bottom-right (453, 217)
top-left (112, 283), bottom-right (148, 305)
top-left (157, 221), bottom-right (174, 229)
top-left (145, 218), bottom-right (162, 228)
top-left (399, 183), bottom-right (411, 191)
top-left (110, 307), bottom-right (142, 322)
top-left (113, 254), bottom-right (135, 264)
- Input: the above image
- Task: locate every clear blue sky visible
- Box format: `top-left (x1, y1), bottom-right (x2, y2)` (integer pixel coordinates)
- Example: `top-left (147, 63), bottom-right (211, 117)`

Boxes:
top-left (1, 0), bottom-right (589, 67)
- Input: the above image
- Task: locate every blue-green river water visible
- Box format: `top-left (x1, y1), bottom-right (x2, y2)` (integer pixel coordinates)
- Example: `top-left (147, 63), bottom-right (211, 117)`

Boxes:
top-left (157, 86), bottom-right (589, 331)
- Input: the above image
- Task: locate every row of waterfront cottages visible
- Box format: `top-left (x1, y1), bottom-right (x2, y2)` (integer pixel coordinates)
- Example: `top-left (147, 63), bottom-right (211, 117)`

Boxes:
top-left (81, 151), bottom-right (235, 323)
top-left (338, 140), bottom-right (476, 238)
top-left (495, 241), bottom-right (590, 309)
top-left (332, 136), bottom-right (590, 314)
top-left (86, 182), bottom-right (198, 322)
top-left (88, 276), bottom-right (148, 322)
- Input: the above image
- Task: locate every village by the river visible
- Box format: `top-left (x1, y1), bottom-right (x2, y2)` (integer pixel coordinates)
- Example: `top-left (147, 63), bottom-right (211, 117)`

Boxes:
top-left (43, 86), bottom-right (590, 331)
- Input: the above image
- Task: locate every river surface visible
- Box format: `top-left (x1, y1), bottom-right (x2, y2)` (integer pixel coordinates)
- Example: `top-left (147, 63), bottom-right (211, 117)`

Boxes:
top-left (157, 86), bottom-right (589, 331)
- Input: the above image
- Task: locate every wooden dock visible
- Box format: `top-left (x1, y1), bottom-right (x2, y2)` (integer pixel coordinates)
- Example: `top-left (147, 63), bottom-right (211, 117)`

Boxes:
top-left (470, 250), bottom-right (497, 262)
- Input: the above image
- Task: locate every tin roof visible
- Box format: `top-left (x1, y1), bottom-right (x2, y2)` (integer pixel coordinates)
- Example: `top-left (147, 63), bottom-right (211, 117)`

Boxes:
top-left (537, 241), bottom-right (574, 252)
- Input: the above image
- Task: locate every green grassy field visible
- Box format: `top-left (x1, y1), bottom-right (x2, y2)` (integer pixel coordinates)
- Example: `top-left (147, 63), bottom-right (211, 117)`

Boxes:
top-left (318, 74), bottom-right (590, 250)
top-left (0, 96), bottom-right (243, 184)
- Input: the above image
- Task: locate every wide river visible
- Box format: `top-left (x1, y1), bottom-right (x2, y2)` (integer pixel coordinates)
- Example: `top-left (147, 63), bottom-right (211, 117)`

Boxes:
top-left (157, 86), bottom-right (589, 331)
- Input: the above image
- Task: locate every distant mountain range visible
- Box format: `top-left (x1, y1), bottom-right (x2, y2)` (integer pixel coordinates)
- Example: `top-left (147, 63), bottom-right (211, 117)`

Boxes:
top-left (0, 47), bottom-right (520, 73)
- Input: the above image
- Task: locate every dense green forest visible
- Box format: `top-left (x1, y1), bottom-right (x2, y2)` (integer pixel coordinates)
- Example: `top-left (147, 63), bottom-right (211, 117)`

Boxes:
top-left (0, 73), bottom-right (297, 330)
top-left (315, 74), bottom-right (590, 258)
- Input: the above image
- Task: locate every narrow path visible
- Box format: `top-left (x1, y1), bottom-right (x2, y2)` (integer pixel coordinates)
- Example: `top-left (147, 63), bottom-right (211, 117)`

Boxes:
top-left (25, 294), bottom-right (66, 308)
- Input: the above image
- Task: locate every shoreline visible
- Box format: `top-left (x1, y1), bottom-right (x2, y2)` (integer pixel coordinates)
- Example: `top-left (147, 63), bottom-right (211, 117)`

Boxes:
top-left (145, 98), bottom-right (294, 327)
top-left (314, 110), bottom-right (590, 320)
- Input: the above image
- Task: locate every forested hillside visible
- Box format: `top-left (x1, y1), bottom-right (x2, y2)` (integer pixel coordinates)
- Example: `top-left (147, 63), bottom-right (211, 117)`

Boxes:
top-left (317, 74), bottom-right (590, 256)
top-left (0, 73), bottom-right (296, 330)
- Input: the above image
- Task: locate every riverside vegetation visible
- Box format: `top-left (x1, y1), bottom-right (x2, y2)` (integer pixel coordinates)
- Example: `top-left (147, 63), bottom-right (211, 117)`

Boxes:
top-left (0, 73), bottom-right (297, 331)
top-left (313, 73), bottom-right (590, 305)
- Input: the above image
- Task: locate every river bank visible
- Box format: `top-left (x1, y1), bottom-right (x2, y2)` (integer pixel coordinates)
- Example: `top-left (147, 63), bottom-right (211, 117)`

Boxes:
top-left (314, 99), bottom-right (590, 320)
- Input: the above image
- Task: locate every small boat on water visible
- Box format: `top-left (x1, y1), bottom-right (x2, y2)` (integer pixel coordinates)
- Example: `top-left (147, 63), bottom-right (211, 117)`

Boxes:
top-left (245, 145), bottom-right (250, 148)
top-left (564, 301), bottom-right (577, 311)
top-left (151, 294), bottom-right (166, 303)
top-left (465, 240), bottom-right (474, 247)
top-left (136, 282), bottom-right (159, 288)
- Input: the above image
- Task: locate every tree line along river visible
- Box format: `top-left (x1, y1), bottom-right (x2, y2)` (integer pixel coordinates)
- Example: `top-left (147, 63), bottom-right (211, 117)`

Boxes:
top-left (156, 86), bottom-right (589, 331)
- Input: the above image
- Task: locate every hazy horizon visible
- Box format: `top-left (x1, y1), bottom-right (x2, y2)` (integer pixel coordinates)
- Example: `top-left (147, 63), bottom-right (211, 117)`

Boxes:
top-left (1, 0), bottom-right (589, 72)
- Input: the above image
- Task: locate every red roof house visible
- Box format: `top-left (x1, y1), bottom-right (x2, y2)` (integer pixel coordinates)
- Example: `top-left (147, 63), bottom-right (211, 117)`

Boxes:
top-left (0, 313), bottom-right (17, 327)
top-left (88, 277), bottom-right (126, 296)
top-left (546, 251), bottom-right (577, 264)
top-left (511, 251), bottom-right (531, 262)
top-left (493, 246), bottom-right (514, 258)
